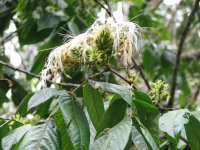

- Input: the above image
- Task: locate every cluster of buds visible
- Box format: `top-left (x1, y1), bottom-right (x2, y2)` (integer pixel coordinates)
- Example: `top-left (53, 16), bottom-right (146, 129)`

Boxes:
top-left (149, 79), bottom-right (170, 104)
top-left (41, 17), bottom-right (141, 86)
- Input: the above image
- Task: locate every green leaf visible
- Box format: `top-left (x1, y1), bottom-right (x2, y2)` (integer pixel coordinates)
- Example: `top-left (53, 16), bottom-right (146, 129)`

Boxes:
top-left (52, 109), bottom-right (74, 150)
top-left (37, 14), bottom-right (60, 31)
top-left (88, 80), bottom-right (132, 106)
top-left (133, 99), bottom-right (159, 144)
top-left (19, 121), bottom-right (61, 150)
top-left (2, 124), bottom-right (31, 150)
top-left (184, 115), bottom-right (200, 150)
top-left (131, 125), bottom-right (149, 150)
top-left (96, 96), bottom-right (127, 136)
top-left (68, 19), bottom-right (80, 35)
top-left (134, 90), bottom-right (152, 104)
top-left (0, 121), bottom-right (12, 144)
top-left (142, 48), bottom-right (156, 77)
top-left (83, 83), bottom-right (105, 130)
top-left (92, 117), bottom-right (132, 150)
top-left (191, 111), bottom-right (200, 121)
top-left (11, 78), bottom-right (28, 106)
top-left (0, 89), bottom-right (9, 107)
top-left (28, 88), bottom-right (67, 110)
top-left (132, 118), bottom-right (159, 150)
top-left (30, 51), bottom-right (49, 75)
top-left (16, 93), bottom-right (33, 116)
top-left (159, 109), bottom-right (189, 138)
top-left (59, 96), bottom-right (90, 150)
top-left (18, 22), bottom-right (53, 45)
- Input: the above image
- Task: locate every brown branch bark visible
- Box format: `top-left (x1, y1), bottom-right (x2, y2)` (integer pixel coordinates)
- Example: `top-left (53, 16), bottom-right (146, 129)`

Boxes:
top-left (72, 69), bottom-right (109, 93)
top-left (94, 0), bottom-right (116, 21)
top-left (132, 58), bottom-right (151, 91)
top-left (145, 0), bottom-right (163, 12)
top-left (167, 0), bottom-right (200, 108)
top-left (0, 60), bottom-right (79, 87)
top-left (107, 65), bottom-right (138, 90)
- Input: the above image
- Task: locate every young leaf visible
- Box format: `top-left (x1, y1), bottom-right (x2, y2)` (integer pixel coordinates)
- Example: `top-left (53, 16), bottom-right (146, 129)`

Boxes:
top-left (28, 88), bottom-right (67, 110)
top-left (59, 96), bottom-right (90, 150)
top-left (19, 121), bottom-right (61, 150)
top-left (184, 115), bottom-right (200, 150)
top-left (88, 80), bottom-right (132, 106)
top-left (159, 109), bottom-right (189, 138)
top-left (96, 96), bottom-right (127, 136)
top-left (83, 83), bottom-right (105, 130)
top-left (92, 117), bottom-right (132, 150)
top-left (2, 124), bottom-right (31, 150)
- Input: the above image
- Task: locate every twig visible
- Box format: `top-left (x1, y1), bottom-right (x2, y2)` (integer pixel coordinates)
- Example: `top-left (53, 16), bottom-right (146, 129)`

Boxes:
top-left (107, 65), bottom-right (138, 90)
top-left (94, 0), bottom-right (116, 21)
top-left (0, 60), bottom-right (79, 87)
top-left (72, 69), bottom-right (109, 93)
top-left (132, 58), bottom-right (151, 90)
top-left (193, 83), bottom-right (200, 100)
top-left (145, 0), bottom-right (163, 12)
top-left (167, 0), bottom-right (200, 108)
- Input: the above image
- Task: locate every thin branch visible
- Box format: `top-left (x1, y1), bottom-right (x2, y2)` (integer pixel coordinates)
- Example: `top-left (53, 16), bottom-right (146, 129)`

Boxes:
top-left (167, 0), bottom-right (200, 108)
top-left (132, 58), bottom-right (151, 90)
top-left (145, 0), bottom-right (163, 12)
top-left (107, 65), bottom-right (138, 90)
top-left (194, 83), bottom-right (200, 100)
top-left (94, 0), bottom-right (116, 21)
top-left (94, 0), bottom-right (111, 16)
top-left (72, 69), bottom-right (109, 93)
top-left (0, 60), bottom-right (79, 87)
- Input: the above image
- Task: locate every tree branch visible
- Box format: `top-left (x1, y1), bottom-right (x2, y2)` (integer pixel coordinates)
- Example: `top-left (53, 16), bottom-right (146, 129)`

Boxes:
top-left (167, 0), bottom-right (200, 108)
top-left (107, 65), bottom-right (138, 90)
top-left (0, 60), bottom-right (79, 87)
top-left (94, 0), bottom-right (116, 21)
top-left (72, 69), bottom-right (109, 93)
top-left (132, 58), bottom-right (151, 90)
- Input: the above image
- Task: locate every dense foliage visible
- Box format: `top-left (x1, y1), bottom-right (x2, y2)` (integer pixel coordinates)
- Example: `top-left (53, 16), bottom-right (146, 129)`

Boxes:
top-left (0, 0), bottom-right (200, 150)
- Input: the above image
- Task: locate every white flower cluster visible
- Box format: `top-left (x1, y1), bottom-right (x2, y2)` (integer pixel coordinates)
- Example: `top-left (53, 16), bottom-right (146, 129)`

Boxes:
top-left (41, 17), bottom-right (141, 86)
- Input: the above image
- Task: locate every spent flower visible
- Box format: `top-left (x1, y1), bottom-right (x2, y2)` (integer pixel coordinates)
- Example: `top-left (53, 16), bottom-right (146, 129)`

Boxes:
top-left (41, 17), bottom-right (141, 86)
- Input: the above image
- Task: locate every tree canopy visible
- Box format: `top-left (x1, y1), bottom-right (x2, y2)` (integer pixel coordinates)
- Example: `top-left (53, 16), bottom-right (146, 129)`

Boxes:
top-left (0, 0), bottom-right (200, 150)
